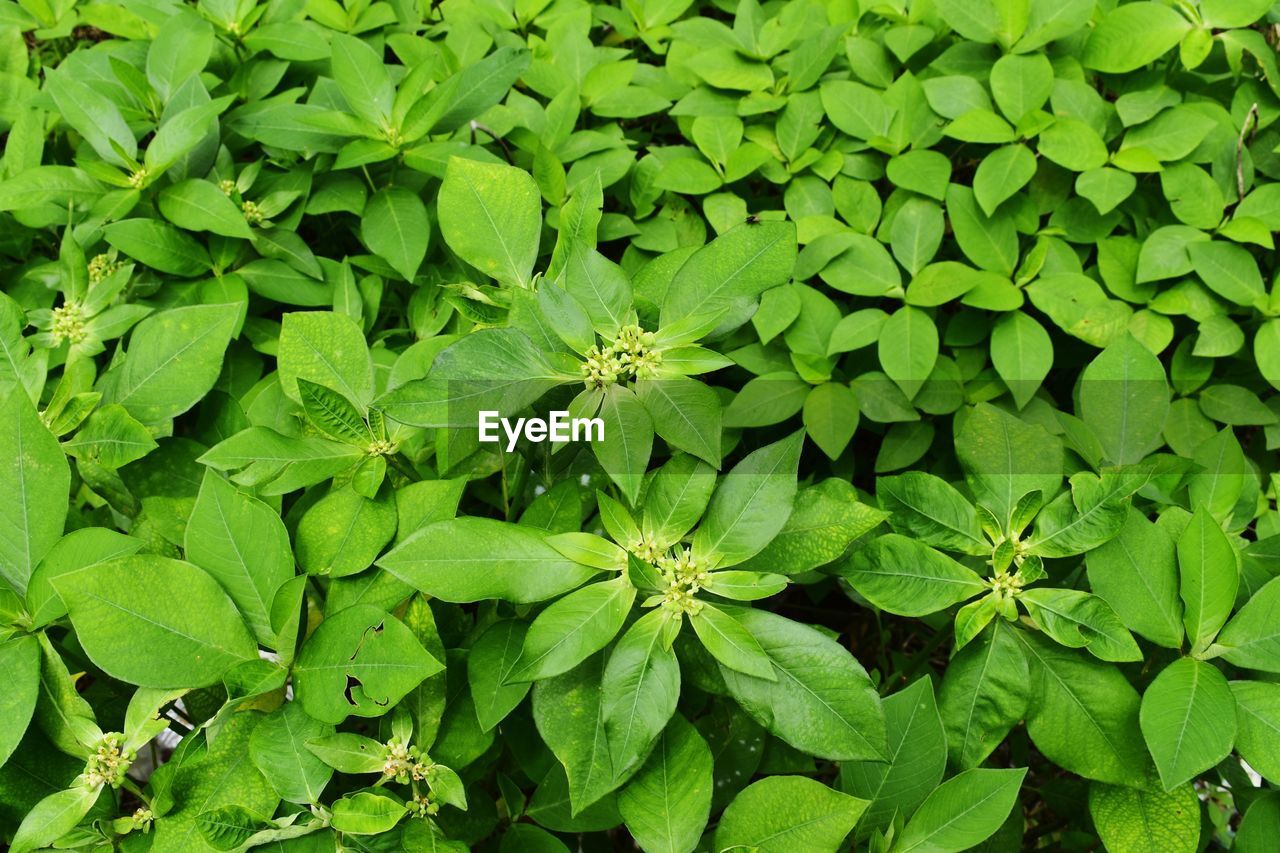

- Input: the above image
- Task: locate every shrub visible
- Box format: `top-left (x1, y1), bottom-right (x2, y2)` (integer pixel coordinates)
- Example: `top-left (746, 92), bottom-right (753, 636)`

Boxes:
top-left (2, 0), bottom-right (1280, 850)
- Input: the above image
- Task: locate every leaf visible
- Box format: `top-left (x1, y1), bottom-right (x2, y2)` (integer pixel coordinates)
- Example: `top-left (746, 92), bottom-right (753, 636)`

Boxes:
top-left (877, 471), bottom-right (986, 555)
top-left (1019, 588), bottom-right (1142, 663)
top-left (837, 534), bottom-right (986, 616)
top-left (249, 702), bottom-right (335, 804)
top-left (616, 715), bottom-right (711, 853)
top-left (1178, 506), bottom-right (1238, 655)
top-left (1230, 680), bottom-right (1280, 781)
top-left (938, 621), bottom-right (1030, 769)
top-left (362, 187), bottom-right (430, 281)
top-left (1213, 576), bottom-right (1280, 672)
top-left (738, 479), bottom-right (887, 575)
top-left (0, 635), bottom-right (39, 767)
top-left (692, 431), bottom-right (803, 567)
top-left (660, 221), bottom-right (797, 328)
top-left (1079, 334), bottom-right (1169, 465)
top-left (635, 376), bottom-right (722, 466)
top-left (511, 578), bottom-right (635, 682)
top-left (158, 179), bottom-right (253, 238)
top-left (974, 145), bottom-right (1037, 215)
top-left (98, 303), bottom-right (239, 424)
top-left (1083, 2), bottom-right (1192, 73)
top-left (185, 470), bottom-right (295, 646)
top-left (0, 389), bottom-right (69, 596)
top-left (8, 785), bottom-right (101, 853)
top-left (1139, 658), bottom-right (1236, 790)
top-left (718, 608), bottom-right (888, 761)
top-left (379, 517), bottom-right (600, 603)
top-left (990, 311), bottom-right (1053, 409)
top-left (690, 602), bottom-right (775, 680)
top-left (438, 157), bottom-right (541, 287)
top-left (54, 554), bottom-right (259, 688)
top-left (293, 604), bottom-right (443, 724)
top-left (103, 219), bottom-right (211, 277)
top-left (839, 677), bottom-right (946, 838)
top-left (277, 310), bottom-right (374, 406)
top-left (1088, 782), bottom-right (1200, 853)
top-left (714, 775), bottom-right (868, 853)
top-left (803, 381), bottom-right (859, 459)
top-left (602, 610), bottom-right (680, 775)
top-left (469, 619), bottom-right (533, 732)
top-left (331, 792), bottom-right (405, 835)
top-left (330, 34), bottom-right (394, 126)
top-left (1015, 631), bottom-right (1150, 786)
top-left (594, 384), bottom-right (653, 506)
top-left (894, 767), bottom-right (1027, 853)
top-left (1085, 507), bottom-right (1184, 649)
top-left (878, 306), bottom-right (938, 400)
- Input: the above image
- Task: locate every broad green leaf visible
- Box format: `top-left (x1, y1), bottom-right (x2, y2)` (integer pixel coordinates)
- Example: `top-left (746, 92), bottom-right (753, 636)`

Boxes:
top-left (719, 608), bottom-right (887, 761)
top-left (692, 431), bottom-right (802, 567)
top-left (1015, 631), bottom-right (1150, 786)
top-left (293, 604), bottom-right (443, 724)
top-left (158, 179), bottom-right (253, 238)
top-left (331, 792), bottom-right (405, 835)
top-left (1088, 783), bottom-right (1199, 853)
top-left (878, 307), bottom-right (937, 400)
top-left (379, 517), bottom-right (599, 603)
top-left (690, 602), bottom-right (775, 680)
top-left (55, 555), bottom-right (258, 688)
top-left (1083, 2), bottom-right (1192, 73)
top-left (602, 610), bottom-right (680, 775)
top-left (330, 34), bottom-right (394, 126)
top-left (616, 714), bottom-right (711, 853)
top-left (249, 702), bottom-right (334, 804)
top-left (103, 219), bottom-right (211, 277)
top-left (938, 621), bottom-right (1029, 769)
top-left (1213, 576), bottom-right (1280, 672)
top-left (362, 187), bottom-right (430, 282)
top-left (98, 303), bottom-right (239, 424)
top-left (738, 478), bottom-right (887, 575)
top-left (1231, 681), bottom-right (1280, 781)
top-left (0, 635), bottom-right (39, 767)
top-left (511, 578), bottom-right (635, 682)
top-left (1079, 334), bottom-right (1169, 465)
top-left (469, 619), bottom-right (533, 732)
top-left (0, 390), bottom-right (69, 596)
top-left (714, 775), bottom-right (868, 853)
top-left (660, 221), bottom-right (797, 328)
top-left (894, 767), bottom-right (1026, 853)
top-left (990, 311), bottom-right (1052, 409)
top-left (877, 472), bottom-right (986, 555)
top-left (1139, 658), bottom-right (1235, 790)
top-left (1019, 588), bottom-right (1142, 662)
top-left (186, 471), bottom-right (294, 646)
top-left (1177, 507), bottom-right (1238, 655)
top-left (278, 310), bottom-right (374, 406)
top-left (1188, 241), bottom-right (1266, 307)
top-left (974, 145), bottom-right (1036, 216)
top-left (839, 677), bottom-right (946, 838)
top-left (8, 785), bottom-right (101, 853)
top-left (438, 157), bottom-right (541, 288)
top-left (837, 534), bottom-right (986, 616)
top-left (1085, 507), bottom-right (1184, 649)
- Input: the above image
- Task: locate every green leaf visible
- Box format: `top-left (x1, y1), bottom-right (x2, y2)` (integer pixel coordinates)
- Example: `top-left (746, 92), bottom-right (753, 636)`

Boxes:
top-left (1020, 588), bottom-right (1142, 662)
top-left (54, 554), bottom-right (258, 688)
top-left (714, 775), bottom-right (868, 853)
top-left (1015, 631), bottom-right (1150, 786)
top-left (594, 384), bottom-right (654, 506)
top-left (616, 714), bottom-right (711, 853)
top-left (98, 303), bottom-right (239, 424)
top-left (660, 221), bottom-right (797, 328)
top-left (1083, 2), bottom-right (1191, 73)
top-left (894, 767), bottom-right (1027, 853)
top-left (635, 376), bottom-right (722, 466)
top-left (158, 179), bottom-right (254, 238)
top-left (692, 430), bottom-right (802, 567)
top-left (938, 621), bottom-right (1030, 769)
top-left (878, 306), bottom-right (938, 400)
top-left (738, 478), bottom-right (888, 575)
top-left (839, 677), bottom-right (946, 838)
top-left (1187, 241), bottom-right (1266, 307)
top-left (293, 604), bottom-right (443, 724)
top-left (838, 534), bottom-right (986, 616)
top-left (974, 145), bottom-right (1037, 215)
top-left (438, 157), bottom-right (541, 288)
top-left (1139, 658), bottom-right (1236, 790)
top-left (511, 578), bottom-right (635, 682)
top-left (249, 702), bottom-right (335, 804)
top-left (690, 602), bottom-right (775, 680)
top-left (803, 381), bottom-right (859, 459)
top-left (186, 470), bottom-right (295, 646)
top-left (1178, 506), bottom-right (1239, 655)
top-left (362, 187), bottom-right (430, 282)
top-left (331, 792), bottom-right (405, 835)
top-left (877, 472), bottom-right (986, 555)
top-left (0, 390), bottom-right (69, 597)
top-left (0, 635), bottom-right (39, 767)
top-left (469, 619), bottom-right (533, 732)
top-left (1088, 782), bottom-right (1200, 853)
top-left (602, 610), bottom-right (681, 775)
top-left (1213, 576), bottom-right (1280, 672)
top-left (1085, 507), bottom-right (1184, 649)
top-left (718, 608), bottom-right (888, 761)
top-left (330, 34), bottom-right (394, 126)
top-left (990, 311), bottom-right (1053, 409)
top-left (278, 310), bottom-right (374, 406)
top-left (1079, 333), bottom-right (1169, 465)
top-left (1230, 680), bottom-right (1280, 782)
top-left (103, 219), bottom-right (211, 277)
top-left (296, 485), bottom-right (397, 578)
top-left (379, 517), bottom-right (600, 603)
top-left (8, 785), bottom-right (101, 853)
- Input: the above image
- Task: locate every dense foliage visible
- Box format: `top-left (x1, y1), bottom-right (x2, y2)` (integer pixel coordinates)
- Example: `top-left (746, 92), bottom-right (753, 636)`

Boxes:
top-left (3, 0), bottom-right (1280, 849)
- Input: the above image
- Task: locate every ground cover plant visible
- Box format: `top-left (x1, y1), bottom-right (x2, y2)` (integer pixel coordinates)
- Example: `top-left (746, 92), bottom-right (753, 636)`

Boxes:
top-left (4, 0), bottom-right (1280, 849)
